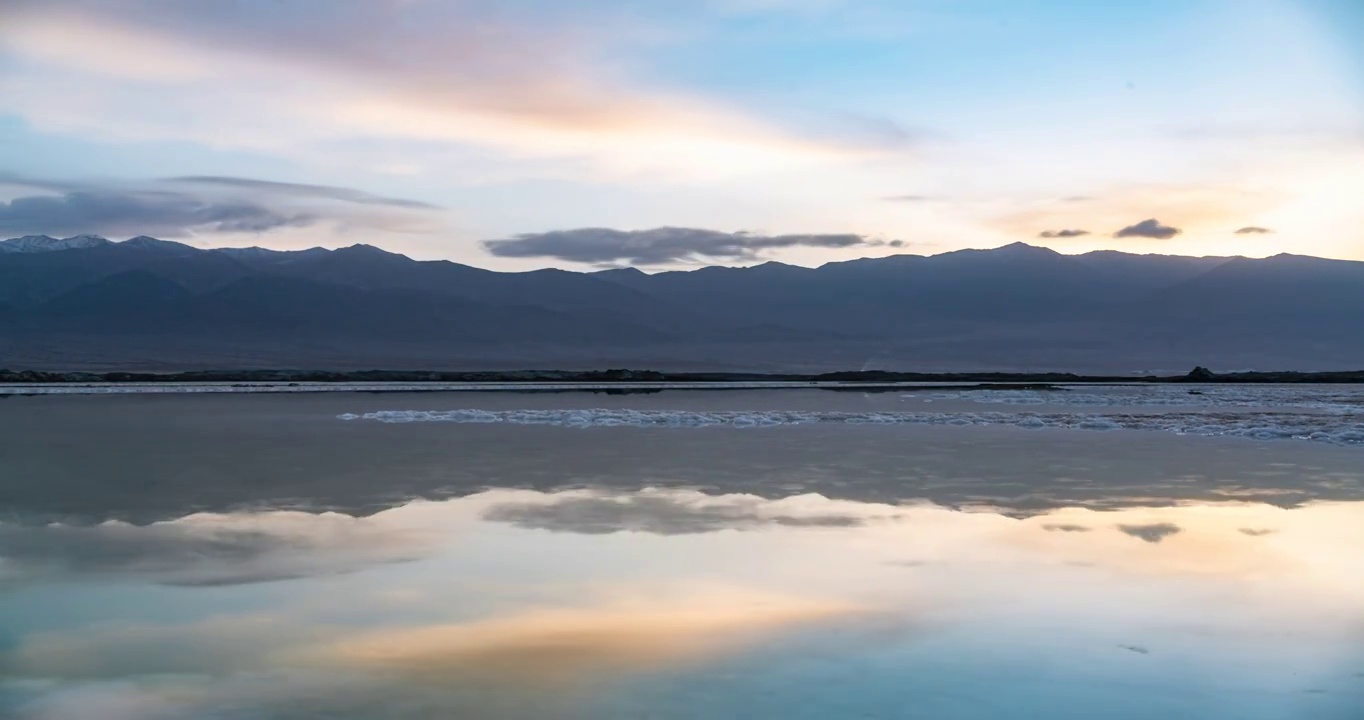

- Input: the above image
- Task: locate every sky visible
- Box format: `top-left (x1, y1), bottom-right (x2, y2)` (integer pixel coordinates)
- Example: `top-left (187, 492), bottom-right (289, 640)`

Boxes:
top-left (0, 0), bottom-right (1361, 270)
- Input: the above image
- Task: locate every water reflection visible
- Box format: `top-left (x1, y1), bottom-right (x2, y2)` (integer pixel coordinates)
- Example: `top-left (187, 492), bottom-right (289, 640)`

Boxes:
top-left (0, 511), bottom-right (439, 587)
top-left (5, 392), bottom-right (1364, 525)
top-left (297, 590), bottom-right (857, 683)
top-left (4, 390), bottom-right (1364, 717)
top-left (483, 490), bottom-right (889, 534)
top-left (2, 488), bottom-right (1362, 719)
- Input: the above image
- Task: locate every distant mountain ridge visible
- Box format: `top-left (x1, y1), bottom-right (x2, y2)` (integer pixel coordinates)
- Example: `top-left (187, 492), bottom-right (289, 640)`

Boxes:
top-left (0, 234), bottom-right (113, 253)
top-left (1, 235), bottom-right (1361, 372)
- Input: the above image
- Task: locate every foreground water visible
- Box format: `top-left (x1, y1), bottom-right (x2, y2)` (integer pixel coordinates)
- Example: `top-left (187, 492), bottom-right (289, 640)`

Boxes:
top-left (1, 388), bottom-right (1362, 719)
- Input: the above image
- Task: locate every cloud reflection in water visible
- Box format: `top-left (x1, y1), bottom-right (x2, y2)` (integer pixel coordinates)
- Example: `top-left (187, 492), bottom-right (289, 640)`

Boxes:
top-left (1, 489), bottom-right (1362, 719)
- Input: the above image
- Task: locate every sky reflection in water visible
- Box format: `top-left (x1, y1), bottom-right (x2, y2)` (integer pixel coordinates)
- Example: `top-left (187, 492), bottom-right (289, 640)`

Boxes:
top-left (2, 488), bottom-right (1362, 719)
top-left (1, 391), bottom-right (1363, 718)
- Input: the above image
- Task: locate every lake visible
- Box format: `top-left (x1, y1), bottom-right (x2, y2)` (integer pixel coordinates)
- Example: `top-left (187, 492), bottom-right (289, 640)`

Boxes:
top-left (2, 385), bottom-right (1362, 719)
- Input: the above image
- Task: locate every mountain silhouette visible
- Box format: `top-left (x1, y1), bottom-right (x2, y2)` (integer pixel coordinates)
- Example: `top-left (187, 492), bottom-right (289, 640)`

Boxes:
top-left (2, 236), bottom-right (1361, 372)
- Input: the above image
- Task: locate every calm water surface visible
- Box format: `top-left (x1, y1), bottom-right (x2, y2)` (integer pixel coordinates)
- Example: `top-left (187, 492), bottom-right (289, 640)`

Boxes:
top-left (1, 388), bottom-right (1362, 718)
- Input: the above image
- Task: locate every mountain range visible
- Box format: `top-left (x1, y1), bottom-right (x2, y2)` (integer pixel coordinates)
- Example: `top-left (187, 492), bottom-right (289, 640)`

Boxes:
top-left (1, 234), bottom-right (1361, 372)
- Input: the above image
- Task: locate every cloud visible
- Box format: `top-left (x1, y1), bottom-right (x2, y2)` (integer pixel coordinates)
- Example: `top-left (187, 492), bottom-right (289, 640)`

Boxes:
top-left (1235, 226), bottom-right (1273, 234)
top-left (0, 2), bottom-right (860, 179)
top-left (482, 226), bottom-right (882, 265)
top-left (882, 195), bottom-right (933, 203)
top-left (1041, 523), bottom-right (1091, 532)
top-left (0, 191), bottom-right (313, 239)
top-left (1113, 218), bottom-right (1182, 240)
top-left (1116, 522), bottom-right (1182, 543)
top-left (826, 113), bottom-right (926, 151)
top-left (483, 492), bottom-right (876, 535)
top-left (990, 182), bottom-right (1283, 243)
top-left (0, 174), bottom-right (438, 239)
top-left (1038, 229), bottom-right (1090, 238)
top-left (168, 177), bottom-right (440, 210)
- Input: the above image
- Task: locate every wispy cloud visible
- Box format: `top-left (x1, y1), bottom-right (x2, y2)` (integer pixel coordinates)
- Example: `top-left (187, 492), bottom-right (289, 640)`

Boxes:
top-left (0, 174), bottom-right (439, 239)
top-left (483, 226), bottom-right (887, 265)
top-left (0, 2), bottom-right (864, 179)
top-left (1113, 218), bottom-right (1182, 240)
top-left (1038, 229), bottom-right (1090, 238)
top-left (1234, 226), bottom-right (1273, 234)
top-left (825, 113), bottom-right (927, 151)
top-left (169, 177), bottom-right (440, 210)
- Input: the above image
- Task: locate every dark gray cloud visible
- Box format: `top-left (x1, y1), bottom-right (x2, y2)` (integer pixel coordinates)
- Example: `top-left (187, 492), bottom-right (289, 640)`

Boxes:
top-left (1114, 218), bottom-right (1181, 240)
top-left (1042, 523), bottom-right (1091, 532)
top-left (483, 226), bottom-right (883, 265)
top-left (170, 176), bottom-right (440, 209)
top-left (0, 173), bottom-right (75, 194)
top-left (483, 494), bottom-right (876, 535)
top-left (0, 191), bottom-right (314, 238)
top-left (1116, 522), bottom-right (1182, 543)
top-left (0, 174), bottom-right (438, 239)
top-left (1234, 226), bottom-right (1273, 235)
top-left (1038, 229), bottom-right (1090, 238)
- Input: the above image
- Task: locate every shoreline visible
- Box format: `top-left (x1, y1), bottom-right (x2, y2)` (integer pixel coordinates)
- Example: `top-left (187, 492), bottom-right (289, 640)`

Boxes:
top-left (3, 366), bottom-right (1364, 387)
top-left (0, 381), bottom-right (1074, 396)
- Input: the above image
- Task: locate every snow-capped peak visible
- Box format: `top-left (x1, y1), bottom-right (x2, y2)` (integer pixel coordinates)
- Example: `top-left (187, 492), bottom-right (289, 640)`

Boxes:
top-left (0, 234), bottom-right (111, 252)
top-left (61, 234), bottom-right (112, 248)
top-left (0, 235), bottom-right (57, 252)
top-left (215, 246), bottom-right (279, 257)
top-left (120, 235), bottom-right (193, 252)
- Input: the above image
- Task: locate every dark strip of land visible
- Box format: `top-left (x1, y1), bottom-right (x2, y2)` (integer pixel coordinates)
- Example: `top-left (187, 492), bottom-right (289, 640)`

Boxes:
top-left (2, 366), bottom-right (1363, 384)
